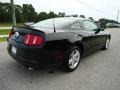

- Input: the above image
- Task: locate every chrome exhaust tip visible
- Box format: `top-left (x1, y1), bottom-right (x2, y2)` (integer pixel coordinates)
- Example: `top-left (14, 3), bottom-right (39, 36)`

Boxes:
top-left (27, 67), bottom-right (34, 71)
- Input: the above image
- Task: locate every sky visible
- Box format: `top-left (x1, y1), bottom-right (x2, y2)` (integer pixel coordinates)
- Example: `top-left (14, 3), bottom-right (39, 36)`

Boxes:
top-left (2, 0), bottom-right (120, 21)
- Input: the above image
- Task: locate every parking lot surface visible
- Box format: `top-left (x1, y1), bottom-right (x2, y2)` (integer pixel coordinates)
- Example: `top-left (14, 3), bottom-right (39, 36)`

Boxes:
top-left (0, 28), bottom-right (120, 90)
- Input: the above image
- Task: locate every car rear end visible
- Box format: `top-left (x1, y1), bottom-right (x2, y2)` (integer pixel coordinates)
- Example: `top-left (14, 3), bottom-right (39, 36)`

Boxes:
top-left (7, 27), bottom-right (62, 68)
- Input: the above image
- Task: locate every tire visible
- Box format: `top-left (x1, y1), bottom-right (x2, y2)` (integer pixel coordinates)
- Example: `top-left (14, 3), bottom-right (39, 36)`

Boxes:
top-left (63, 46), bottom-right (81, 72)
top-left (102, 38), bottom-right (110, 50)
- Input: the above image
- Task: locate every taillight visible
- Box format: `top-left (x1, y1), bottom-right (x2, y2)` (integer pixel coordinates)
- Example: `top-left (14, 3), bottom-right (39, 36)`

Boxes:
top-left (24, 34), bottom-right (43, 46)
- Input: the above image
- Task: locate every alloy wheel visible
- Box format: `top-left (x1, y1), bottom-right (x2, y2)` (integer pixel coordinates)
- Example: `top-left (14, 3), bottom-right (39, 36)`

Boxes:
top-left (68, 50), bottom-right (80, 69)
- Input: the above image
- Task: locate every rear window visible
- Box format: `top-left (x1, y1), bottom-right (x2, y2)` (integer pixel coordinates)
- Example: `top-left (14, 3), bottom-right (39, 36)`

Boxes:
top-left (31, 19), bottom-right (54, 28)
top-left (31, 18), bottom-right (74, 29)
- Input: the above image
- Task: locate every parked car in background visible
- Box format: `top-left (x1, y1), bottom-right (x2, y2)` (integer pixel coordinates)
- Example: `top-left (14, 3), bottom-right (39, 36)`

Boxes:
top-left (106, 23), bottom-right (120, 28)
top-left (7, 17), bottom-right (111, 72)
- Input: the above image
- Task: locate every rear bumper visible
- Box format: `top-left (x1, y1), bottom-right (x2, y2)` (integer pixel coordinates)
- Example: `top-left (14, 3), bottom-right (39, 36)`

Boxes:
top-left (7, 43), bottom-right (63, 68)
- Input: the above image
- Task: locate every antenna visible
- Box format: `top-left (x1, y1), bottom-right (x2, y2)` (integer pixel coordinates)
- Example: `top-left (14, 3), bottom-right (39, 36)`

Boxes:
top-left (53, 19), bottom-right (56, 32)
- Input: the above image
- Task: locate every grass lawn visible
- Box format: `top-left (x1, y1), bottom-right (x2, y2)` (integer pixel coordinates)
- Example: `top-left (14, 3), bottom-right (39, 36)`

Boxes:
top-left (0, 23), bottom-right (23, 27)
top-left (0, 29), bottom-right (10, 35)
top-left (0, 37), bottom-right (7, 42)
top-left (0, 23), bottom-right (23, 42)
top-left (0, 29), bottom-right (9, 42)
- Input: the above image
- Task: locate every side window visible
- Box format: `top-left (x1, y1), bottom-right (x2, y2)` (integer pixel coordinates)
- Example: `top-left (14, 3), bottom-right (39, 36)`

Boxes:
top-left (70, 22), bottom-right (82, 30)
top-left (83, 21), bottom-right (98, 31)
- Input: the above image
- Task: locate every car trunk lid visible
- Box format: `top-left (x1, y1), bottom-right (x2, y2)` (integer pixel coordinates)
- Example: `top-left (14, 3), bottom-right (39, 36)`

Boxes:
top-left (9, 27), bottom-right (45, 47)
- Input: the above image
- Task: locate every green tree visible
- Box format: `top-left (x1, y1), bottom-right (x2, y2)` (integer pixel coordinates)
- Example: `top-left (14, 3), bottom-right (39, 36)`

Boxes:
top-left (80, 15), bottom-right (86, 18)
top-left (58, 12), bottom-right (65, 17)
top-left (0, 2), bottom-right (67, 23)
top-left (0, 3), bottom-right (11, 22)
top-left (88, 17), bottom-right (94, 21)
top-left (37, 12), bottom-right (48, 21)
top-left (15, 5), bottom-right (23, 23)
top-left (22, 4), bottom-right (37, 22)
top-left (48, 11), bottom-right (57, 18)
top-left (72, 14), bottom-right (78, 17)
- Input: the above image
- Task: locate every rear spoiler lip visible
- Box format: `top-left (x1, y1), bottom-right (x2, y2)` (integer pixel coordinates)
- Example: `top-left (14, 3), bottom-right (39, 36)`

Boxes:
top-left (13, 26), bottom-right (45, 34)
top-left (13, 26), bottom-right (58, 34)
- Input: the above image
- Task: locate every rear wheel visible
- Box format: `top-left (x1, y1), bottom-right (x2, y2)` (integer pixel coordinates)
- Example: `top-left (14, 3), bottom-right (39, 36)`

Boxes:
top-left (63, 46), bottom-right (81, 72)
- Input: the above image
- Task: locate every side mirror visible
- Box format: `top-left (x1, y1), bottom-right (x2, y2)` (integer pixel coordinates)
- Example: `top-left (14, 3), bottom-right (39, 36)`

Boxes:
top-left (94, 28), bottom-right (104, 34)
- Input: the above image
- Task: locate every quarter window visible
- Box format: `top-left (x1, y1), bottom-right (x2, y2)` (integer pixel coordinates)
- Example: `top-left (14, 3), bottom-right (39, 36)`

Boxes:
top-left (83, 21), bottom-right (98, 31)
top-left (70, 22), bottom-right (82, 30)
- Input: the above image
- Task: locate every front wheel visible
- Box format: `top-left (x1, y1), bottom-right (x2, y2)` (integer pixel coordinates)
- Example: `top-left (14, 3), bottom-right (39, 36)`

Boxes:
top-left (103, 38), bottom-right (110, 50)
top-left (63, 46), bottom-right (81, 72)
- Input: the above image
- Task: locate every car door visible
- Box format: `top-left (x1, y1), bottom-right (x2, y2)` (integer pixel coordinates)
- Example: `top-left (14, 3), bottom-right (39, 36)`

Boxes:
top-left (66, 21), bottom-right (87, 43)
top-left (66, 21), bottom-right (91, 53)
top-left (96, 29), bottom-right (107, 46)
top-left (82, 20), bottom-right (101, 50)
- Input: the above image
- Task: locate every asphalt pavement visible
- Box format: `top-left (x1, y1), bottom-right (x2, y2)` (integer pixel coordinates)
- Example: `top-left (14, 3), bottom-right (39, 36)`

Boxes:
top-left (0, 28), bottom-right (120, 90)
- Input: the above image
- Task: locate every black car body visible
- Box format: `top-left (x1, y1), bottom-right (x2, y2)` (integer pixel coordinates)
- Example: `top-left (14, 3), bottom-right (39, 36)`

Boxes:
top-left (7, 17), bottom-right (111, 72)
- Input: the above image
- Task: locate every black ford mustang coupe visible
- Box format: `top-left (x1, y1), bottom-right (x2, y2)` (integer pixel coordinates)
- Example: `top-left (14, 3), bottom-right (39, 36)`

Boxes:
top-left (7, 17), bottom-right (111, 72)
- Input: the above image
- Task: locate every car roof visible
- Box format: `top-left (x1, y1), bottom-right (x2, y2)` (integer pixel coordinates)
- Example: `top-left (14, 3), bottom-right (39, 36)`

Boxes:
top-left (31, 17), bottom-right (93, 30)
top-left (53, 17), bottom-right (90, 22)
